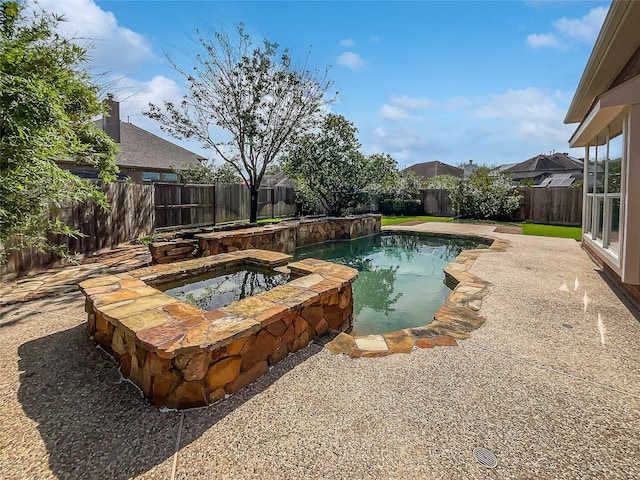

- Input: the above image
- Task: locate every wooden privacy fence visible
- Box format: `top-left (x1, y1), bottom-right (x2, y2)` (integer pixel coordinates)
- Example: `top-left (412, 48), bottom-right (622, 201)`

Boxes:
top-left (1, 183), bottom-right (154, 278)
top-left (515, 187), bottom-right (582, 226)
top-left (154, 183), bottom-right (216, 229)
top-left (257, 186), bottom-right (298, 219)
top-left (420, 187), bottom-right (583, 225)
top-left (154, 183), bottom-right (298, 230)
top-left (2, 182), bottom-right (298, 277)
top-left (421, 189), bottom-right (455, 217)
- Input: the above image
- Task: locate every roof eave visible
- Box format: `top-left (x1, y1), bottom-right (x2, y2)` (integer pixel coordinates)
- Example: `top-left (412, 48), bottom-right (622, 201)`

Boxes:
top-left (569, 74), bottom-right (640, 147)
top-left (565, 0), bottom-right (640, 125)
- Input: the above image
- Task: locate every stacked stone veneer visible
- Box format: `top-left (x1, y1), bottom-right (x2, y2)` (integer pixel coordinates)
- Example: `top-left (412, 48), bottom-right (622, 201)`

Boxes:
top-left (149, 238), bottom-right (198, 264)
top-left (79, 250), bottom-right (357, 409)
top-left (149, 214), bottom-right (381, 264)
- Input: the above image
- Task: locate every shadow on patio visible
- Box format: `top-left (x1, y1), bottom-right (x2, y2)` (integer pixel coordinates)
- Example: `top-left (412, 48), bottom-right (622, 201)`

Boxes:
top-left (17, 322), bottom-right (323, 479)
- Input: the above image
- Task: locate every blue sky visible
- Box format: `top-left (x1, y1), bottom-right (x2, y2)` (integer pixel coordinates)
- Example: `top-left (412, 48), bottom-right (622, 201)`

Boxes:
top-left (39, 0), bottom-right (610, 169)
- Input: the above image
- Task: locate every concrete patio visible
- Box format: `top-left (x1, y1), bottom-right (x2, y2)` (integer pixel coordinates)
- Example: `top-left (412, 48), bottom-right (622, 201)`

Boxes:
top-left (1, 222), bottom-right (639, 479)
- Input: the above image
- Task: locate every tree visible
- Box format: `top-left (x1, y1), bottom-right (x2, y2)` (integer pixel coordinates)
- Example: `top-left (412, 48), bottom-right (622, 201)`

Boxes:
top-left (448, 167), bottom-right (521, 220)
top-left (365, 154), bottom-right (422, 200)
top-left (284, 114), bottom-right (370, 216)
top-left (0, 1), bottom-right (118, 260)
top-left (146, 24), bottom-right (334, 223)
top-left (424, 174), bottom-right (458, 190)
top-left (362, 153), bottom-right (399, 199)
top-left (173, 162), bottom-right (241, 184)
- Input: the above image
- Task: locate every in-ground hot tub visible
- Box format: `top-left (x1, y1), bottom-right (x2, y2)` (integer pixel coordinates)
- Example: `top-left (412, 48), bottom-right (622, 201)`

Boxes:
top-left (156, 266), bottom-right (291, 311)
top-left (80, 250), bottom-right (357, 409)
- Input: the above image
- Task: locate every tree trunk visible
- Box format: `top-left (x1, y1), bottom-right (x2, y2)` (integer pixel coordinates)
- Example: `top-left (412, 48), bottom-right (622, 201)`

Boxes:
top-left (250, 187), bottom-right (258, 223)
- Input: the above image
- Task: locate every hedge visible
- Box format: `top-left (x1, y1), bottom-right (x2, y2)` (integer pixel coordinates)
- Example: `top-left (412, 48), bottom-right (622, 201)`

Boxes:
top-left (380, 198), bottom-right (423, 215)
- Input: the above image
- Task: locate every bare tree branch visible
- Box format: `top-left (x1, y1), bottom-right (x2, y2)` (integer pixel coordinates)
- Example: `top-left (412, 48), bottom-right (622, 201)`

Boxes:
top-left (146, 24), bottom-right (335, 221)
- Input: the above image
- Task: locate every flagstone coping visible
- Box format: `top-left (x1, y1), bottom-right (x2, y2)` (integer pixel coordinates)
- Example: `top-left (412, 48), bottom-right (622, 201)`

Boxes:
top-left (325, 236), bottom-right (511, 357)
top-left (80, 249), bottom-right (358, 358)
top-left (151, 214), bottom-right (382, 265)
top-left (80, 249), bottom-right (361, 408)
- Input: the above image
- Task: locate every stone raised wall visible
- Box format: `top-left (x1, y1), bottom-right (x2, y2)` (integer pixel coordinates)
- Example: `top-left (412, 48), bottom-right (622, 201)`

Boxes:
top-left (149, 214), bottom-right (381, 264)
top-left (197, 224), bottom-right (297, 258)
top-left (295, 215), bottom-right (381, 247)
top-left (80, 250), bottom-right (357, 409)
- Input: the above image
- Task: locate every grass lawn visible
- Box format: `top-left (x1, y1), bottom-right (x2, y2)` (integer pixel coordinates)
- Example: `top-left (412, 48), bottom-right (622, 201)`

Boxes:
top-left (259, 215), bottom-right (582, 241)
top-left (381, 215), bottom-right (454, 226)
top-left (522, 223), bottom-right (582, 241)
top-left (382, 215), bottom-right (582, 241)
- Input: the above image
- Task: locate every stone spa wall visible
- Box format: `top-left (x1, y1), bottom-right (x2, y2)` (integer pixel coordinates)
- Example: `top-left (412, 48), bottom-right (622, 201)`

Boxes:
top-left (149, 214), bottom-right (381, 264)
top-left (79, 250), bottom-right (357, 409)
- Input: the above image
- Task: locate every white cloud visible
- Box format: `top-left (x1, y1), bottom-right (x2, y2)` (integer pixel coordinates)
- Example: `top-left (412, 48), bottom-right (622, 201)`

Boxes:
top-left (554, 6), bottom-right (608, 43)
top-left (369, 127), bottom-right (440, 165)
top-left (441, 96), bottom-right (474, 111)
top-left (475, 87), bottom-right (572, 143)
top-left (526, 6), bottom-right (608, 49)
top-left (35, 0), bottom-right (158, 71)
top-left (379, 104), bottom-right (413, 121)
top-left (527, 33), bottom-right (561, 49)
top-left (389, 95), bottom-right (433, 110)
top-left (112, 75), bottom-right (182, 120)
top-left (105, 75), bottom-right (181, 132)
top-left (337, 51), bottom-right (366, 70)
top-left (104, 75), bottom-right (213, 159)
top-left (339, 39), bottom-right (355, 47)
top-left (379, 94), bottom-right (434, 121)
top-left (368, 89), bottom-right (580, 167)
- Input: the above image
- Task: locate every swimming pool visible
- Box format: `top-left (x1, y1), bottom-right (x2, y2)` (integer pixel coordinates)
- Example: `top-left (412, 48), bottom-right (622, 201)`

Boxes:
top-left (294, 232), bottom-right (488, 335)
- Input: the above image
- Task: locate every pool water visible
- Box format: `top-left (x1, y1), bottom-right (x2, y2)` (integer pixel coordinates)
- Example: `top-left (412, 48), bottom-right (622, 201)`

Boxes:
top-left (294, 232), bottom-right (487, 335)
top-left (157, 267), bottom-right (290, 311)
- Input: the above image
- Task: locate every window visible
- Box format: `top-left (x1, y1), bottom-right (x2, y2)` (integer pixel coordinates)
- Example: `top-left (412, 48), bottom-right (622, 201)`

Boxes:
top-left (585, 117), bottom-right (625, 256)
top-left (163, 173), bottom-right (178, 182)
top-left (584, 146), bottom-right (597, 234)
top-left (606, 131), bottom-right (623, 254)
top-left (142, 172), bottom-right (160, 182)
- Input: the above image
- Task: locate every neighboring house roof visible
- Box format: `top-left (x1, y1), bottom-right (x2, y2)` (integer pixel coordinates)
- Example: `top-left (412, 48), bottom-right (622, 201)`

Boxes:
top-left (496, 163), bottom-right (516, 172)
top-left (260, 172), bottom-right (295, 188)
top-left (95, 96), bottom-right (205, 171)
top-left (505, 153), bottom-right (583, 174)
top-left (538, 173), bottom-right (576, 188)
top-left (275, 178), bottom-right (295, 188)
top-left (260, 172), bottom-right (290, 187)
top-left (112, 122), bottom-right (205, 170)
top-left (405, 161), bottom-right (463, 180)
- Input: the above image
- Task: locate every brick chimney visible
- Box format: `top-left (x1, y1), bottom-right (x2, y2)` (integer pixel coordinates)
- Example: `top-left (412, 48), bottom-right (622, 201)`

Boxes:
top-left (103, 94), bottom-right (121, 143)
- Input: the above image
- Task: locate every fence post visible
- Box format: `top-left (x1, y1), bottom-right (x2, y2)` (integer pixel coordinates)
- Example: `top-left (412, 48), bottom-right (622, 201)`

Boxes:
top-left (151, 183), bottom-right (156, 232)
top-left (212, 183), bottom-right (216, 226)
top-left (271, 188), bottom-right (275, 219)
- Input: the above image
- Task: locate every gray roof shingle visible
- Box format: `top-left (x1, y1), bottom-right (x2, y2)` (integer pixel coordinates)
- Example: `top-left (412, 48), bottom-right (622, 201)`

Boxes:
top-left (505, 153), bottom-right (583, 173)
top-left (114, 122), bottom-right (205, 170)
top-left (404, 161), bottom-right (463, 180)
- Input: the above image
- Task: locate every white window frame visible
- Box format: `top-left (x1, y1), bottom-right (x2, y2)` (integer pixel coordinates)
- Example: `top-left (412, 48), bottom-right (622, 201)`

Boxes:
top-left (585, 116), bottom-right (626, 261)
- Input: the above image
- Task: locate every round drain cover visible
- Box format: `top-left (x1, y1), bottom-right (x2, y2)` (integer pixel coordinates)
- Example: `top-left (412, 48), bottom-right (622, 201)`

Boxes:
top-left (473, 447), bottom-right (498, 468)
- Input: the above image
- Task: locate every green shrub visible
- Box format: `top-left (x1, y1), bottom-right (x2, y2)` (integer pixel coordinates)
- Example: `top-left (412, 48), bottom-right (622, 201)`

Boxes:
top-left (380, 198), bottom-right (423, 215)
top-left (448, 168), bottom-right (521, 220)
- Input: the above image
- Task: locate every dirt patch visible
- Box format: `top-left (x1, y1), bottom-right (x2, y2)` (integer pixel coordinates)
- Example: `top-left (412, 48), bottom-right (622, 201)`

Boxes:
top-left (493, 225), bottom-right (522, 234)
